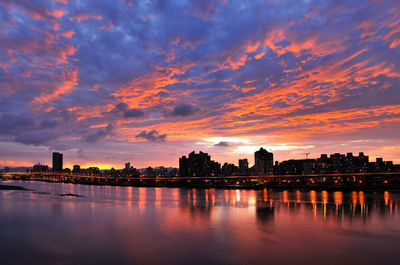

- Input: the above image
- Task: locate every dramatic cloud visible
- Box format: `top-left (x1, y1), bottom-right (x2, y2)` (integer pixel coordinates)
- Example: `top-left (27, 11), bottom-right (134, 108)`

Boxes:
top-left (172, 103), bottom-right (196, 117)
top-left (123, 109), bottom-right (145, 118)
top-left (110, 103), bottom-right (144, 118)
top-left (1, 0), bottom-right (400, 168)
top-left (136, 130), bottom-right (167, 142)
top-left (0, 113), bottom-right (35, 135)
top-left (84, 124), bottom-right (114, 143)
top-left (214, 141), bottom-right (229, 147)
top-left (15, 130), bottom-right (59, 145)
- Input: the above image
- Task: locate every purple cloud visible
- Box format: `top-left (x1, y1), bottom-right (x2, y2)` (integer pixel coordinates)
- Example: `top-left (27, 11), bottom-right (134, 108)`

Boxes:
top-left (84, 124), bottom-right (114, 143)
top-left (136, 130), bottom-right (167, 142)
top-left (172, 103), bottom-right (196, 117)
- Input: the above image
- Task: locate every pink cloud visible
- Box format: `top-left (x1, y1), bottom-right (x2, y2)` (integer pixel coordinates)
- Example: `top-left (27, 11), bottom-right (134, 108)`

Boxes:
top-left (61, 30), bottom-right (76, 38)
top-left (47, 9), bottom-right (64, 18)
top-left (71, 14), bottom-right (103, 23)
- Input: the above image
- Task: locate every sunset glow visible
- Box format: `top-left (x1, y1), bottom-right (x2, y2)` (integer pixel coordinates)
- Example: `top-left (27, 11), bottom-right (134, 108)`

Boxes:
top-left (1, 0), bottom-right (400, 169)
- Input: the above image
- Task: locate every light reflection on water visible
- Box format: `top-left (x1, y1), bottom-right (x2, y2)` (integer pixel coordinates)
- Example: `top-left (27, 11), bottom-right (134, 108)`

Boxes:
top-left (0, 180), bottom-right (399, 265)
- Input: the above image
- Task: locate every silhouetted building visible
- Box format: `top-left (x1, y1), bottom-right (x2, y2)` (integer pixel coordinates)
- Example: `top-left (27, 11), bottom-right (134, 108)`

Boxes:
top-left (84, 167), bottom-right (100, 175)
top-left (210, 160), bottom-right (221, 176)
top-left (121, 163), bottom-right (139, 177)
top-left (277, 159), bottom-right (316, 175)
top-left (32, 163), bottom-right (49, 172)
top-left (145, 166), bottom-right (154, 177)
top-left (239, 159), bottom-right (249, 175)
top-left (255, 148), bottom-right (273, 175)
top-left (143, 166), bottom-right (178, 177)
top-left (179, 157), bottom-right (188, 177)
top-left (275, 151), bottom-right (377, 175)
top-left (52, 152), bottom-right (63, 172)
top-left (179, 151), bottom-right (219, 177)
top-left (153, 166), bottom-right (168, 177)
top-left (170, 168), bottom-right (179, 177)
top-left (222, 162), bottom-right (239, 176)
top-left (354, 152), bottom-right (369, 172)
top-left (72, 165), bottom-right (81, 174)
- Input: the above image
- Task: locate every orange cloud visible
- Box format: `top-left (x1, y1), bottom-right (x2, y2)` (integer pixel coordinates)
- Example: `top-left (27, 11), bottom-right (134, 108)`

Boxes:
top-left (112, 62), bottom-right (195, 109)
top-left (71, 14), bottom-right (103, 23)
top-left (62, 30), bottom-right (76, 38)
top-left (389, 39), bottom-right (400, 48)
top-left (245, 41), bottom-right (260, 53)
top-left (47, 9), bottom-right (64, 18)
top-left (32, 68), bottom-right (79, 105)
top-left (58, 44), bottom-right (77, 64)
top-left (100, 20), bottom-right (114, 30)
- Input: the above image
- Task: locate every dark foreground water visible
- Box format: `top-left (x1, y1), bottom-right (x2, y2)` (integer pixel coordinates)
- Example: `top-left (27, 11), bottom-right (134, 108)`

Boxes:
top-left (0, 181), bottom-right (399, 265)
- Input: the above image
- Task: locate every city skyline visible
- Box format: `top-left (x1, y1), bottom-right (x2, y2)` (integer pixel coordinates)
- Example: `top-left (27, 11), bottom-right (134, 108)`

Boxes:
top-left (1, 1), bottom-right (400, 169)
top-left (1, 146), bottom-right (397, 170)
top-left (4, 149), bottom-right (397, 174)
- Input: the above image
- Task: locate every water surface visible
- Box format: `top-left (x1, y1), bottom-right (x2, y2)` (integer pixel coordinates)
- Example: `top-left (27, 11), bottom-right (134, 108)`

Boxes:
top-left (0, 180), bottom-right (399, 265)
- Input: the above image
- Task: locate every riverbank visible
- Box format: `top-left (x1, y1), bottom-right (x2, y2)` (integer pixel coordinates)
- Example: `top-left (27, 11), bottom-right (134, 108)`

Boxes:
top-left (2, 176), bottom-right (399, 191)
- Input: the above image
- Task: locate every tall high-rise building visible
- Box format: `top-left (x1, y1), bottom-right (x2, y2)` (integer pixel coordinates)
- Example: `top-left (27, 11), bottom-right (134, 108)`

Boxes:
top-left (239, 159), bottom-right (249, 175)
top-left (254, 148), bottom-right (273, 175)
top-left (179, 156), bottom-right (189, 177)
top-left (52, 152), bottom-right (63, 172)
top-left (125, 162), bottom-right (130, 170)
top-left (179, 151), bottom-right (219, 177)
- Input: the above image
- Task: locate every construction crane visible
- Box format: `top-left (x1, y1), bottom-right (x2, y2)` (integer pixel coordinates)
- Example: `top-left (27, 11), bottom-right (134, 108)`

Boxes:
top-left (305, 153), bottom-right (310, 159)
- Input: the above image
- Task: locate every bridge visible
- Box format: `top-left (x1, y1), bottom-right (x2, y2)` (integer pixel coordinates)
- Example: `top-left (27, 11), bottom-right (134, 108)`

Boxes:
top-left (2, 172), bottom-right (400, 189)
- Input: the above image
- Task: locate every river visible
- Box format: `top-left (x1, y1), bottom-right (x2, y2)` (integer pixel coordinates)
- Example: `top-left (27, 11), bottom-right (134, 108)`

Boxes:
top-left (0, 180), bottom-right (399, 265)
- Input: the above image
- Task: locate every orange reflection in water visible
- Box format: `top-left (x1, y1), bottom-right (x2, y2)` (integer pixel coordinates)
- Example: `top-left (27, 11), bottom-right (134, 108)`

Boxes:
top-left (247, 190), bottom-right (256, 205)
top-left (310, 191), bottom-right (317, 216)
top-left (352, 191), bottom-right (358, 206)
top-left (322, 191), bottom-right (328, 204)
top-left (310, 190), bottom-right (317, 204)
top-left (334, 191), bottom-right (343, 205)
top-left (127, 187), bottom-right (133, 211)
top-left (384, 191), bottom-right (390, 206)
top-left (138, 187), bottom-right (146, 209)
top-left (358, 191), bottom-right (364, 205)
top-left (334, 191), bottom-right (343, 215)
top-left (231, 190), bottom-right (236, 206)
top-left (155, 188), bottom-right (161, 208)
top-left (224, 190), bottom-right (229, 204)
top-left (192, 189), bottom-right (197, 207)
top-left (322, 191), bottom-right (328, 218)
top-left (358, 191), bottom-right (364, 215)
top-left (296, 190), bottom-right (301, 203)
top-left (210, 189), bottom-right (216, 206)
top-left (173, 188), bottom-right (179, 207)
top-left (283, 190), bottom-right (288, 204)
top-left (351, 191), bottom-right (357, 215)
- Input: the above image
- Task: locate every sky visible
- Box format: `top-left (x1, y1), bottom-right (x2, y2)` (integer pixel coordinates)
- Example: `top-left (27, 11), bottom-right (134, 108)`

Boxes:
top-left (0, 0), bottom-right (400, 169)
